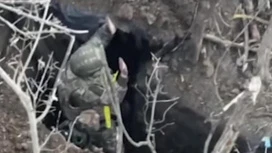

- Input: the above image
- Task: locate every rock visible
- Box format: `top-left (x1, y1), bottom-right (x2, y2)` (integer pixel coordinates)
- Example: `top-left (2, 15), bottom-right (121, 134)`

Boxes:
top-left (116, 4), bottom-right (134, 20)
top-left (40, 132), bottom-right (96, 153)
top-left (66, 144), bottom-right (94, 153)
top-left (44, 133), bottom-right (67, 150)
top-left (15, 142), bottom-right (29, 151)
top-left (21, 131), bottom-right (30, 138)
top-left (202, 57), bottom-right (214, 78)
top-left (145, 12), bottom-right (156, 25)
top-left (21, 142), bottom-right (29, 150)
top-left (231, 88), bottom-right (240, 94)
top-left (78, 109), bottom-right (100, 131)
top-left (2, 140), bottom-right (9, 147)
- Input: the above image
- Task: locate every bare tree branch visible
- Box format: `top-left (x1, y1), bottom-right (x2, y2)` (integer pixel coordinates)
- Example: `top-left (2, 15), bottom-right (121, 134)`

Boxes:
top-left (0, 2), bottom-right (78, 152)
top-left (0, 66), bottom-right (40, 153)
top-left (36, 35), bottom-right (75, 123)
top-left (0, 0), bottom-right (48, 4)
top-left (16, 0), bottom-right (50, 84)
top-left (211, 76), bottom-right (262, 153)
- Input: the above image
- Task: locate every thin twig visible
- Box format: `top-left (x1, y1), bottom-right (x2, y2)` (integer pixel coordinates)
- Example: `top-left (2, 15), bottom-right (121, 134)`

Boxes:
top-left (17, 0), bottom-right (51, 84)
top-left (241, 8), bottom-right (250, 72)
top-left (154, 101), bottom-right (178, 124)
top-left (0, 15), bottom-right (32, 38)
top-left (67, 117), bottom-right (79, 144)
top-left (39, 129), bottom-right (57, 150)
top-left (150, 97), bottom-right (179, 103)
top-left (204, 33), bottom-right (258, 52)
top-left (0, 0), bottom-right (48, 4)
top-left (33, 52), bottom-right (53, 108)
top-left (204, 125), bottom-right (217, 153)
top-left (211, 76), bottom-right (261, 153)
top-left (152, 122), bottom-right (175, 135)
top-left (233, 14), bottom-right (269, 25)
top-left (256, 15), bottom-right (272, 82)
top-left (146, 81), bottom-right (160, 153)
top-left (213, 9), bottom-right (262, 102)
top-left (36, 35), bottom-right (75, 123)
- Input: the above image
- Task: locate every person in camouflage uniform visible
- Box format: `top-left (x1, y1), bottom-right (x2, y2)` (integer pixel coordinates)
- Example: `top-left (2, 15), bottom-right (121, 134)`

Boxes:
top-left (57, 17), bottom-right (128, 153)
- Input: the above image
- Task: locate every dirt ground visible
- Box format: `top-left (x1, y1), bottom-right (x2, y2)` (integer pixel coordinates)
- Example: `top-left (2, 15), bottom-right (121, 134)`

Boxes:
top-left (1, 0), bottom-right (272, 153)
top-left (0, 82), bottom-right (31, 153)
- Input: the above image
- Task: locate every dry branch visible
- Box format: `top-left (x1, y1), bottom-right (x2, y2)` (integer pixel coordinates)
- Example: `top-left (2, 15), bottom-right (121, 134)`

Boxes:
top-left (16, 0), bottom-right (50, 84)
top-left (0, 0), bottom-right (48, 4)
top-left (36, 35), bottom-right (75, 123)
top-left (242, 0), bottom-right (261, 40)
top-left (204, 33), bottom-right (258, 52)
top-left (0, 1), bottom-right (78, 152)
top-left (211, 76), bottom-right (262, 153)
top-left (256, 16), bottom-right (272, 83)
top-left (189, 0), bottom-right (219, 63)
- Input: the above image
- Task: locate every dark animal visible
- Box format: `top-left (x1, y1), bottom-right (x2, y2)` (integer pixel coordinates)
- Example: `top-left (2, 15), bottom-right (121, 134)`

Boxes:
top-left (0, 2), bottom-right (267, 153)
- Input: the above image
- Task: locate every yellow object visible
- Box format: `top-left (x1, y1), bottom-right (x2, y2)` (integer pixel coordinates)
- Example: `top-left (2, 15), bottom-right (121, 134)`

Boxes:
top-left (233, 14), bottom-right (269, 24)
top-left (103, 71), bottom-right (118, 128)
top-left (104, 105), bottom-right (112, 128)
top-left (233, 14), bottom-right (253, 20)
top-left (112, 71), bottom-right (119, 83)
